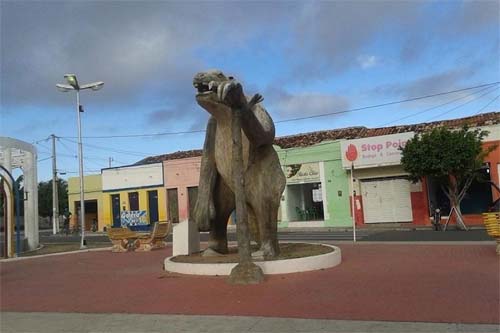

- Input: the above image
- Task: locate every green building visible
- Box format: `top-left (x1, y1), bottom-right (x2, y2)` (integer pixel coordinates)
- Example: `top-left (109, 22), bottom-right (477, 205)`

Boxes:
top-left (275, 140), bottom-right (353, 228)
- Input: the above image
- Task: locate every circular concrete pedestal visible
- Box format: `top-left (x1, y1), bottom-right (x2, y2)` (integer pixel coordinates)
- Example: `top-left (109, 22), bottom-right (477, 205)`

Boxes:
top-left (164, 244), bottom-right (341, 276)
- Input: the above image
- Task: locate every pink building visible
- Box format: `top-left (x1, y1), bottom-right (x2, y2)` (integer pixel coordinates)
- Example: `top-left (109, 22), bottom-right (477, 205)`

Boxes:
top-left (164, 155), bottom-right (201, 223)
top-left (136, 149), bottom-right (238, 225)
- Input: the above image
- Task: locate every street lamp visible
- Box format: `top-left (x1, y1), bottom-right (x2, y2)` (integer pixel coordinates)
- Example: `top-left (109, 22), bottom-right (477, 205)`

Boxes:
top-left (57, 74), bottom-right (103, 249)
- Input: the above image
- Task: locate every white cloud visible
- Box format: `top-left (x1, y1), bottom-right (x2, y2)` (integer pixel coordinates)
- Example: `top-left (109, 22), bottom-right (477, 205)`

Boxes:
top-left (271, 92), bottom-right (350, 118)
top-left (357, 55), bottom-right (378, 69)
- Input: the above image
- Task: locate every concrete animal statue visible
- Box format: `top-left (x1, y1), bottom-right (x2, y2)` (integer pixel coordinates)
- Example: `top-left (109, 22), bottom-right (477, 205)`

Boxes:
top-left (192, 69), bottom-right (285, 258)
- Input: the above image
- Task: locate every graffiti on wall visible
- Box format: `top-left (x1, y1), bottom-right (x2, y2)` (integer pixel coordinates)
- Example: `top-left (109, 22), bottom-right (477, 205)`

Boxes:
top-left (120, 210), bottom-right (148, 227)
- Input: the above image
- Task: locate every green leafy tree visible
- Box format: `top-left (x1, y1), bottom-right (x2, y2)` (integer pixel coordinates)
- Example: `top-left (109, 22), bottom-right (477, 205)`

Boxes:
top-left (401, 126), bottom-right (494, 230)
top-left (38, 179), bottom-right (68, 217)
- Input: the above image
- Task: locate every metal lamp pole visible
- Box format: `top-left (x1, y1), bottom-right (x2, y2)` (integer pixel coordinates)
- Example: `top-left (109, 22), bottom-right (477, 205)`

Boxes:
top-left (57, 75), bottom-right (103, 249)
top-left (75, 89), bottom-right (86, 249)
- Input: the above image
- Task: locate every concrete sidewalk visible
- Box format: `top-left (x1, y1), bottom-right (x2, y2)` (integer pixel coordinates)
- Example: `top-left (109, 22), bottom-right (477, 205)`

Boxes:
top-left (1, 312), bottom-right (498, 333)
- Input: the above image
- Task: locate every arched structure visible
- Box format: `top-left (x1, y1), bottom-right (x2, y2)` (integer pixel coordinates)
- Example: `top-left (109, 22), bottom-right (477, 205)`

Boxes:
top-left (0, 137), bottom-right (39, 254)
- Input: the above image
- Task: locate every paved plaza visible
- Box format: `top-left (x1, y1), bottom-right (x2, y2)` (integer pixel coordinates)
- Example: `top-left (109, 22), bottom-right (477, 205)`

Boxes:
top-left (1, 242), bottom-right (499, 332)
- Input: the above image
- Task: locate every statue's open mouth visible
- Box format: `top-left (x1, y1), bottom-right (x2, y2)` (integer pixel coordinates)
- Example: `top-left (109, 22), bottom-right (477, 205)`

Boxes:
top-left (194, 82), bottom-right (210, 94)
top-left (194, 81), bottom-right (221, 96)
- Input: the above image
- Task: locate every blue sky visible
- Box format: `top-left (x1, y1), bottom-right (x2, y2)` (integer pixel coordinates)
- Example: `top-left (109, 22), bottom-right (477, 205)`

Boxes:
top-left (1, 1), bottom-right (499, 181)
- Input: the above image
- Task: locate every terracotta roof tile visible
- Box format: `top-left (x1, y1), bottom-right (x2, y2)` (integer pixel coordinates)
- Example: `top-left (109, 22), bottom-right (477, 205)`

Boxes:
top-left (135, 149), bottom-right (202, 165)
top-left (276, 111), bottom-right (499, 148)
top-left (136, 111), bottom-right (499, 163)
top-left (362, 111), bottom-right (499, 139)
top-left (274, 126), bottom-right (366, 149)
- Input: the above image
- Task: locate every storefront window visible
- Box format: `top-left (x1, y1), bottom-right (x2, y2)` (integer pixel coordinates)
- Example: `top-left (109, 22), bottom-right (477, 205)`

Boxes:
top-left (282, 162), bottom-right (324, 222)
top-left (462, 168), bottom-right (493, 214)
top-left (427, 167), bottom-right (493, 216)
top-left (287, 183), bottom-right (324, 221)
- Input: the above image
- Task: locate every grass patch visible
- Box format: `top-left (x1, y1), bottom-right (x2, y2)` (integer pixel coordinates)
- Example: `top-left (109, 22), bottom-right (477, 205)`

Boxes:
top-left (21, 242), bottom-right (111, 257)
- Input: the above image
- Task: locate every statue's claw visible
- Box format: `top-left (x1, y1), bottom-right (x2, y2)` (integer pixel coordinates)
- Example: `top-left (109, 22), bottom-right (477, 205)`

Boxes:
top-left (217, 80), bottom-right (245, 108)
top-left (249, 94), bottom-right (264, 108)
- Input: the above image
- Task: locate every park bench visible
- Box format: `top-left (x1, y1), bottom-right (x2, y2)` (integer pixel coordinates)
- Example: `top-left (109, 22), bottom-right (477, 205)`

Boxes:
top-left (107, 227), bottom-right (143, 252)
top-left (482, 212), bottom-right (500, 255)
top-left (107, 221), bottom-right (171, 252)
top-left (134, 221), bottom-right (171, 252)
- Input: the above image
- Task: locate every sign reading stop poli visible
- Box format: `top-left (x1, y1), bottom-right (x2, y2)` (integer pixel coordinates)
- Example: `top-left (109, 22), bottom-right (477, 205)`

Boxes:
top-left (340, 132), bottom-right (415, 169)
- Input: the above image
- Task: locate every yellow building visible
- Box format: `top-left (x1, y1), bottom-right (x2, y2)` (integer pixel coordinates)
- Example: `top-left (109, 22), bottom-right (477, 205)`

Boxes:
top-left (101, 163), bottom-right (167, 230)
top-left (101, 187), bottom-right (167, 230)
top-left (68, 174), bottom-right (104, 231)
top-left (68, 163), bottom-right (168, 232)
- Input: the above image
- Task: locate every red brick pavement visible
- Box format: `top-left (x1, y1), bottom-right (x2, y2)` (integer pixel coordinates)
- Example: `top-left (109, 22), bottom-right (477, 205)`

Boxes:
top-left (1, 243), bottom-right (498, 324)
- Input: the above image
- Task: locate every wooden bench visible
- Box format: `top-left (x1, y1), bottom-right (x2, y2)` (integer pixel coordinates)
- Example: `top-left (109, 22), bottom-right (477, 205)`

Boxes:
top-left (107, 227), bottom-right (143, 252)
top-left (483, 212), bottom-right (500, 255)
top-left (134, 221), bottom-right (171, 252)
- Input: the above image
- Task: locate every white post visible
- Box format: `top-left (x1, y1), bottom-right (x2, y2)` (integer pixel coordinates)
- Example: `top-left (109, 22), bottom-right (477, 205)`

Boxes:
top-left (2, 149), bottom-right (12, 256)
top-left (32, 150), bottom-right (39, 248)
top-left (351, 163), bottom-right (357, 242)
top-left (76, 90), bottom-right (86, 249)
top-left (1, 178), bottom-right (13, 257)
top-left (51, 134), bottom-right (59, 234)
top-left (24, 152), bottom-right (38, 250)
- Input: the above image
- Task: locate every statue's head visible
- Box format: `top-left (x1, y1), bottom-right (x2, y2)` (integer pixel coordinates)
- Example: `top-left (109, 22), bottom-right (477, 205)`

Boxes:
top-left (193, 69), bottom-right (233, 117)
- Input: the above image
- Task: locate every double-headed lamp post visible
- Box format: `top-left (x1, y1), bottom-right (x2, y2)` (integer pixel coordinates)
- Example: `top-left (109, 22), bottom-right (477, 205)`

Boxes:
top-left (57, 74), bottom-right (103, 249)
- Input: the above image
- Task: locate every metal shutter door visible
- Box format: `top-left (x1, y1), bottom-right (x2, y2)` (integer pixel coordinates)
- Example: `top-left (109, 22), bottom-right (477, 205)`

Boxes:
top-left (361, 178), bottom-right (413, 223)
top-left (390, 179), bottom-right (413, 222)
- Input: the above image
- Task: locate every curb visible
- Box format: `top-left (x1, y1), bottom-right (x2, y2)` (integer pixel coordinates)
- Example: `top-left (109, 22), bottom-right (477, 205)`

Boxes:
top-left (0, 246), bottom-right (112, 262)
top-left (165, 244), bottom-right (341, 276)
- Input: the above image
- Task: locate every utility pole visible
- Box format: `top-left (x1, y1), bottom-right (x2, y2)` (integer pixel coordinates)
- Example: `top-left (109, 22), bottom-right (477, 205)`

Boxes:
top-left (109, 157), bottom-right (113, 168)
top-left (51, 134), bottom-right (59, 234)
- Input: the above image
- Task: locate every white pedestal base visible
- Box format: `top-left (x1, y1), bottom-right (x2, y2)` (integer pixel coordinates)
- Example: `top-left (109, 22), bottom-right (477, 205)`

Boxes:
top-left (172, 220), bottom-right (200, 256)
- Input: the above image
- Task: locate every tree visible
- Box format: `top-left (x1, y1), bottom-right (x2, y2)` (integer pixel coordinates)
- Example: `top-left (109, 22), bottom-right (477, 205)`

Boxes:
top-left (38, 179), bottom-right (68, 217)
top-left (401, 126), bottom-right (494, 230)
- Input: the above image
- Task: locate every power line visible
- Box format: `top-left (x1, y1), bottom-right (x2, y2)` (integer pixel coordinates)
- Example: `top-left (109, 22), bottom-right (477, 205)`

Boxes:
top-left (34, 142), bottom-right (52, 154)
top-left (59, 137), bottom-right (153, 157)
top-left (274, 81), bottom-right (499, 123)
top-left (84, 158), bottom-right (107, 169)
top-left (62, 129), bottom-right (207, 139)
top-left (475, 92), bottom-right (500, 115)
top-left (378, 84), bottom-right (498, 127)
top-left (57, 137), bottom-right (77, 155)
top-left (111, 158), bottom-right (129, 165)
top-left (58, 154), bottom-right (78, 159)
top-left (57, 139), bottom-right (111, 161)
top-left (424, 85), bottom-right (499, 122)
top-left (32, 137), bottom-right (50, 145)
top-left (56, 81), bottom-right (499, 139)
